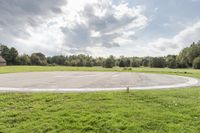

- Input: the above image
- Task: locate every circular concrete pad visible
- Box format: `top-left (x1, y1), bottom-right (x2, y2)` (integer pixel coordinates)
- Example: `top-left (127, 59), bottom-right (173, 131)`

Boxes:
top-left (0, 72), bottom-right (199, 92)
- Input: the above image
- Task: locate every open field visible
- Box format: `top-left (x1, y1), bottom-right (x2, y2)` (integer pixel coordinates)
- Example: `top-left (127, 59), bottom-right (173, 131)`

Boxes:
top-left (0, 66), bottom-right (200, 132)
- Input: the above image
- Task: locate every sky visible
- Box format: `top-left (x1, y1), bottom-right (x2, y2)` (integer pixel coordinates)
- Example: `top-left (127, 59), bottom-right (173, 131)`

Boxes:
top-left (0, 0), bottom-right (200, 57)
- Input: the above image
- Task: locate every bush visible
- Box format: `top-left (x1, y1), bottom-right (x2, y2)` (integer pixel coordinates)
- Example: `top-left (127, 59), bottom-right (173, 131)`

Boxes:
top-left (193, 57), bottom-right (200, 69)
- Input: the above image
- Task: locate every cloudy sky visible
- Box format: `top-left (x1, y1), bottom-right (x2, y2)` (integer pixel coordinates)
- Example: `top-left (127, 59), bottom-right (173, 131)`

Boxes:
top-left (0, 0), bottom-right (200, 57)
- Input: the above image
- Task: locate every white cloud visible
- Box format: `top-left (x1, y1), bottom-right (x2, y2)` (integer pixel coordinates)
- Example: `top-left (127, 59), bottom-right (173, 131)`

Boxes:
top-left (0, 0), bottom-right (148, 56)
top-left (0, 0), bottom-right (66, 39)
top-left (60, 0), bottom-right (148, 54)
top-left (0, 0), bottom-right (67, 55)
top-left (1, 0), bottom-right (200, 57)
top-left (147, 21), bottom-right (200, 56)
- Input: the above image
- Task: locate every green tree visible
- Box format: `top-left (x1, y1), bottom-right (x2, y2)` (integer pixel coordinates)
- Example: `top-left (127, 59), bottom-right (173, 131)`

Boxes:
top-left (95, 57), bottom-right (104, 66)
top-left (193, 57), bottom-right (200, 69)
top-left (51, 55), bottom-right (66, 65)
top-left (131, 57), bottom-right (141, 67)
top-left (103, 56), bottom-right (115, 68)
top-left (0, 45), bottom-right (10, 64)
top-left (187, 42), bottom-right (200, 66)
top-left (9, 47), bottom-right (18, 65)
top-left (118, 57), bottom-right (131, 67)
top-left (176, 42), bottom-right (200, 68)
top-left (47, 57), bottom-right (53, 64)
top-left (31, 53), bottom-right (47, 66)
top-left (17, 54), bottom-right (31, 65)
top-left (119, 59), bottom-right (125, 67)
top-left (166, 55), bottom-right (177, 68)
top-left (149, 57), bottom-right (165, 68)
top-left (0, 45), bottom-right (19, 65)
top-left (142, 57), bottom-right (150, 67)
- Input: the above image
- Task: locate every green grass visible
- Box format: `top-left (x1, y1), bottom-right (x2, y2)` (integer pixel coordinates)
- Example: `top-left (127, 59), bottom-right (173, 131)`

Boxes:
top-left (0, 66), bottom-right (200, 132)
top-left (0, 65), bottom-right (200, 78)
top-left (1, 88), bottom-right (200, 132)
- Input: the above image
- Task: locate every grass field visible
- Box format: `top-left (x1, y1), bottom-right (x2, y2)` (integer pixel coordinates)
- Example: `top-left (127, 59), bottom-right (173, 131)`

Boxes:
top-left (0, 66), bottom-right (200, 132)
top-left (0, 65), bottom-right (200, 78)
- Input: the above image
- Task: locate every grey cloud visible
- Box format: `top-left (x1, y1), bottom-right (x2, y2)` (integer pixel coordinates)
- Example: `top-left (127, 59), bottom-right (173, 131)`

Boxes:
top-left (0, 0), bottom-right (66, 40)
top-left (83, 3), bottom-right (137, 34)
top-left (102, 42), bottom-right (120, 48)
top-left (159, 42), bottom-right (179, 51)
top-left (0, 0), bottom-right (148, 56)
top-left (51, 7), bottom-right (62, 14)
top-left (93, 33), bottom-right (121, 48)
top-left (61, 24), bottom-right (92, 49)
top-left (61, 1), bottom-right (146, 54)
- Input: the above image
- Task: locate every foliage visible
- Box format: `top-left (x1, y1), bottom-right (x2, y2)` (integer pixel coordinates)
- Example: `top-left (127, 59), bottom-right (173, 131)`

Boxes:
top-left (9, 47), bottom-right (18, 64)
top-left (0, 45), bottom-right (18, 65)
top-left (142, 57), bottom-right (150, 67)
top-left (16, 54), bottom-right (31, 65)
top-left (51, 55), bottom-right (66, 65)
top-left (193, 57), bottom-right (200, 69)
top-left (149, 57), bottom-right (166, 68)
top-left (165, 55), bottom-right (177, 68)
top-left (31, 53), bottom-right (47, 66)
top-left (131, 57), bottom-right (141, 67)
top-left (0, 45), bottom-right (9, 61)
top-left (103, 56), bottom-right (115, 68)
top-left (1, 41), bottom-right (200, 69)
top-left (177, 42), bottom-right (200, 68)
top-left (118, 57), bottom-right (131, 67)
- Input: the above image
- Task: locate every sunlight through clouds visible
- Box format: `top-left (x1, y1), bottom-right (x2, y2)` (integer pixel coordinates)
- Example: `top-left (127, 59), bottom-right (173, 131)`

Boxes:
top-left (0, 0), bottom-right (200, 56)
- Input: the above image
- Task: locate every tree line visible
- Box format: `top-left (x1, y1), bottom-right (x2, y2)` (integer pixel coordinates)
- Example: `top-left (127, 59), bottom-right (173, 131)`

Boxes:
top-left (1, 41), bottom-right (200, 69)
